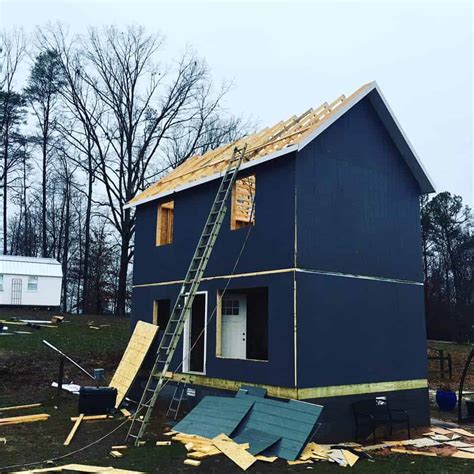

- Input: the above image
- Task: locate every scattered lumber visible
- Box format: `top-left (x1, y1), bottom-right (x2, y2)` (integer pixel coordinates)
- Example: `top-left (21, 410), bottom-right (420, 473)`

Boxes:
top-left (341, 449), bottom-right (359, 467)
top-left (64, 413), bottom-right (84, 446)
top-left (0, 413), bottom-right (50, 426)
top-left (431, 427), bottom-right (453, 435)
top-left (287, 459), bottom-right (313, 465)
top-left (51, 315), bottom-right (64, 324)
top-left (212, 433), bottom-right (257, 471)
top-left (111, 445), bottom-right (128, 450)
top-left (452, 451), bottom-right (474, 459)
top-left (12, 464), bottom-right (145, 473)
top-left (0, 402), bottom-right (42, 412)
top-left (183, 459), bottom-right (201, 467)
top-left (255, 455), bottom-right (277, 462)
top-left (156, 441), bottom-right (171, 446)
top-left (449, 428), bottom-right (474, 438)
top-left (391, 448), bottom-right (437, 457)
top-left (70, 415), bottom-right (109, 421)
top-left (110, 450), bottom-right (123, 458)
top-left (120, 408), bottom-right (132, 418)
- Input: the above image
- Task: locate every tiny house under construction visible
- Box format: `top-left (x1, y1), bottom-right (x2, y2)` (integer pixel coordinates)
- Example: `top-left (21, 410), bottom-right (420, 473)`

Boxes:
top-left (0, 255), bottom-right (62, 307)
top-left (127, 82), bottom-right (435, 440)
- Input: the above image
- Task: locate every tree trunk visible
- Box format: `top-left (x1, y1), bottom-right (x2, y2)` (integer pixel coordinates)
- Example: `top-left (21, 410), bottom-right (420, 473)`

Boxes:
top-left (61, 177), bottom-right (70, 312)
top-left (82, 149), bottom-right (93, 313)
top-left (116, 208), bottom-right (131, 317)
top-left (3, 131), bottom-right (9, 254)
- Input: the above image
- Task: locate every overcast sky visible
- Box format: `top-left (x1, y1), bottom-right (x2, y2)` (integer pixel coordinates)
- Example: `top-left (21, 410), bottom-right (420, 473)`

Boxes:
top-left (2, 0), bottom-right (473, 206)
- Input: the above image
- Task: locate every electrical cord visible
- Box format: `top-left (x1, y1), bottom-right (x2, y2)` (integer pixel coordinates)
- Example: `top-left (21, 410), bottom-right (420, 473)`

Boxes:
top-left (0, 190), bottom-right (256, 473)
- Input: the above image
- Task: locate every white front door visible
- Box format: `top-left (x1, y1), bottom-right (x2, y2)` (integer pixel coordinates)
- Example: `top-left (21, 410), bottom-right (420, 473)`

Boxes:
top-left (221, 294), bottom-right (247, 359)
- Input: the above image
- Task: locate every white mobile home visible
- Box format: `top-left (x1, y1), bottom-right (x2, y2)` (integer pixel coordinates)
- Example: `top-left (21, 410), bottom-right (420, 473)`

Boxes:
top-left (0, 255), bottom-right (62, 307)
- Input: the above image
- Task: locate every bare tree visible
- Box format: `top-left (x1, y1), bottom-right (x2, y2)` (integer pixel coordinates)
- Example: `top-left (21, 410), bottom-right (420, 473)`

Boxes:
top-left (0, 29), bottom-right (27, 254)
top-left (75, 25), bottom-right (240, 316)
top-left (25, 48), bottom-right (66, 257)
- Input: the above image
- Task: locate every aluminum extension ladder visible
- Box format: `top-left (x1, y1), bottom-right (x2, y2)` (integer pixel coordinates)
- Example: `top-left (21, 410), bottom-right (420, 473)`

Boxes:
top-left (166, 381), bottom-right (189, 420)
top-left (126, 145), bottom-right (247, 445)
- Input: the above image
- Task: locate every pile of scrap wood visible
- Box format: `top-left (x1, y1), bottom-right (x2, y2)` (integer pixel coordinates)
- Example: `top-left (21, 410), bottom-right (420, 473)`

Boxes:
top-left (164, 430), bottom-right (363, 469)
top-left (10, 464), bottom-right (143, 474)
top-left (360, 425), bottom-right (474, 460)
top-left (0, 403), bottom-right (50, 427)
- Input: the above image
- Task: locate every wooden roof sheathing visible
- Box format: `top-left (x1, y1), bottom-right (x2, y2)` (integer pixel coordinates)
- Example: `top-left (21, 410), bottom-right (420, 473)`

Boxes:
top-left (128, 83), bottom-right (373, 207)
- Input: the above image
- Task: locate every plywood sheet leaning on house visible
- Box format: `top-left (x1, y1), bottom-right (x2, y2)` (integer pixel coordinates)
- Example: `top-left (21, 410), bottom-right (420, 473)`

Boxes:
top-left (173, 396), bottom-right (254, 439)
top-left (109, 321), bottom-right (159, 408)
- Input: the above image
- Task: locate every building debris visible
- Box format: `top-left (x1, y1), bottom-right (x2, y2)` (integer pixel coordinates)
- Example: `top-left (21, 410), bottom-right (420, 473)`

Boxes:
top-left (183, 459), bottom-right (201, 467)
top-left (391, 448), bottom-right (437, 457)
top-left (212, 433), bottom-right (257, 471)
top-left (156, 441), bottom-right (172, 446)
top-left (10, 464), bottom-right (144, 473)
top-left (0, 402), bottom-right (42, 412)
top-left (0, 413), bottom-right (50, 426)
top-left (70, 414), bottom-right (110, 421)
top-left (173, 388), bottom-right (322, 461)
top-left (64, 413), bottom-right (84, 446)
top-left (109, 450), bottom-right (123, 458)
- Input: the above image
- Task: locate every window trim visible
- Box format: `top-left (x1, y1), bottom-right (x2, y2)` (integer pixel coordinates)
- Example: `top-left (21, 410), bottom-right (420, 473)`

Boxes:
top-left (0, 274), bottom-right (3, 291)
top-left (27, 275), bottom-right (38, 292)
top-left (231, 174), bottom-right (256, 231)
top-left (156, 200), bottom-right (174, 246)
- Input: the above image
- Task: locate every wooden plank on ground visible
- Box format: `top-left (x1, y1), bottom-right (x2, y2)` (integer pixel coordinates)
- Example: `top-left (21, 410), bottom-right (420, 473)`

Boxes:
top-left (255, 455), bottom-right (278, 462)
top-left (109, 321), bottom-right (159, 408)
top-left (0, 413), bottom-right (50, 426)
top-left (341, 449), bottom-right (359, 467)
top-left (451, 451), bottom-right (474, 459)
top-left (391, 448), bottom-right (437, 457)
top-left (183, 459), bottom-right (201, 467)
top-left (64, 413), bottom-right (84, 446)
top-left (449, 428), bottom-right (474, 438)
top-left (0, 403), bottom-right (42, 412)
top-left (70, 415), bottom-right (109, 421)
top-left (212, 433), bottom-right (257, 471)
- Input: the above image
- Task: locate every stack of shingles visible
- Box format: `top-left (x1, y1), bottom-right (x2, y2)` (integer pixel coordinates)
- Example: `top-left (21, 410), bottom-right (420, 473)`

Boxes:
top-left (164, 386), bottom-right (331, 469)
top-left (361, 426), bottom-right (474, 459)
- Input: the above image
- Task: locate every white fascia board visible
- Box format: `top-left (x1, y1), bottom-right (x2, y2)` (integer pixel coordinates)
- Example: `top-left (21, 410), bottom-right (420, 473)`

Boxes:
top-left (297, 82), bottom-right (377, 151)
top-left (124, 144), bottom-right (298, 209)
top-left (371, 82), bottom-right (436, 193)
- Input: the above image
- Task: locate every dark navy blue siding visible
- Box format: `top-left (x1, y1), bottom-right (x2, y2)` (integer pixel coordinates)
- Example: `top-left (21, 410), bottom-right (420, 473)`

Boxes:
top-left (296, 271), bottom-right (427, 388)
top-left (295, 97), bottom-right (423, 282)
top-left (131, 272), bottom-right (295, 387)
top-left (133, 155), bottom-right (296, 287)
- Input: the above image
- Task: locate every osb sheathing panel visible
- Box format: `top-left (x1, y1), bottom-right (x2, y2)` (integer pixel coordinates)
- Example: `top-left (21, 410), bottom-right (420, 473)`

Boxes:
top-left (109, 321), bottom-right (159, 407)
top-left (129, 84), bottom-right (372, 205)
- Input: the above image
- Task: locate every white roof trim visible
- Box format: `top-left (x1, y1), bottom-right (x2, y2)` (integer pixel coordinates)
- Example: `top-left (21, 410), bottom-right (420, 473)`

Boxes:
top-left (126, 81), bottom-right (435, 209)
top-left (0, 255), bottom-right (63, 278)
top-left (124, 144), bottom-right (298, 209)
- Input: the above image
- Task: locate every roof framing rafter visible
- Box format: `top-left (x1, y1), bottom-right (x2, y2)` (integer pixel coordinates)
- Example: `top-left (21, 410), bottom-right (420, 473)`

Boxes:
top-left (125, 81), bottom-right (435, 209)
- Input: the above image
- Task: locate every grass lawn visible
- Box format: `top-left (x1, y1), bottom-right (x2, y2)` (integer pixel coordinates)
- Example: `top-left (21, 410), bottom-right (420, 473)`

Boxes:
top-left (1, 314), bottom-right (473, 472)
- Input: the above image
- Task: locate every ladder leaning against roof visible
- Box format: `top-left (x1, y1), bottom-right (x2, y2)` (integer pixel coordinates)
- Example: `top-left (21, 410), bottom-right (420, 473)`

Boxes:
top-left (126, 144), bottom-right (248, 445)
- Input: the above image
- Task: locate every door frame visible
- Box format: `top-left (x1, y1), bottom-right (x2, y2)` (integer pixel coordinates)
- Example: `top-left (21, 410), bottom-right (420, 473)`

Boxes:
top-left (220, 293), bottom-right (247, 359)
top-left (182, 291), bottom-right (207, 375)
top-left (11, 278), bottom-right (22, 305)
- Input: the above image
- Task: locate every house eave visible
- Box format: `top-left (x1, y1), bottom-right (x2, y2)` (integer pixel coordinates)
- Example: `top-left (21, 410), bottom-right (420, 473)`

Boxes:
top-left (124, 144), bottom-right (298, 209)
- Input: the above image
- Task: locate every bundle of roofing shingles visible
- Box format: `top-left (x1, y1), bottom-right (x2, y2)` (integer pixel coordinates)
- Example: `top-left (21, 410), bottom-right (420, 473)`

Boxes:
top-left (163, 386), bottom-right (360, 470)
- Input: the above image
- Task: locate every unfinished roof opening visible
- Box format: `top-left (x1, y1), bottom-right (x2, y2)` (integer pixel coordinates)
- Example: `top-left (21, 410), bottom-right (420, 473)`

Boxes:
top-left (156, 200), bottom-right (174, 246)
top-left (231, 175), bottom-right (255, 230)
top-left (216, 287), bottom-right (268, 361)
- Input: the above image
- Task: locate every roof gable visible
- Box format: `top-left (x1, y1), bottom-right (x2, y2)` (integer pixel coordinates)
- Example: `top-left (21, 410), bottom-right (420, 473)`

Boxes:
top-left (126, 82), bottom-right (434, 208)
